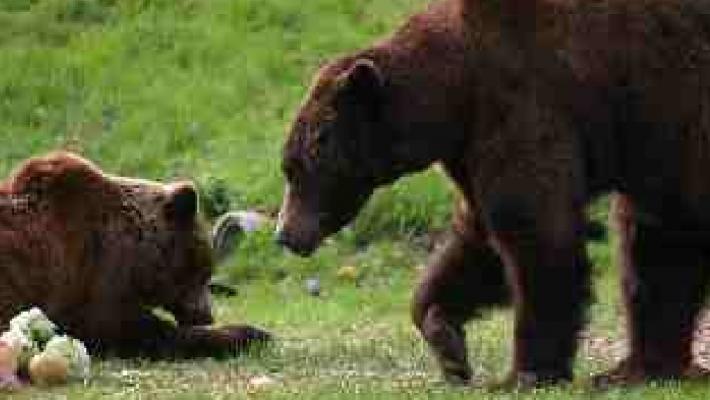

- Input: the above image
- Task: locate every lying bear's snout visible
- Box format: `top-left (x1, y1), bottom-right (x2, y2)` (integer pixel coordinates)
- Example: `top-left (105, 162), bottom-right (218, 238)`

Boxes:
top-left (172, 287), bottom-right (215, 326)
top-left (181, 310), bottom-right (214, 326)
top-left (174, 307), bottom-right (214, 327)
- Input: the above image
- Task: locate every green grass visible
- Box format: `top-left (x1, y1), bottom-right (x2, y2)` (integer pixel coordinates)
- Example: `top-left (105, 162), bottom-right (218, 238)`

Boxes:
top-left (0, 0), bottom-right (440, 217)
top-left (10, 261), bottom-right (710, 400)
top-left (1, 0), bottom-right (709, 398)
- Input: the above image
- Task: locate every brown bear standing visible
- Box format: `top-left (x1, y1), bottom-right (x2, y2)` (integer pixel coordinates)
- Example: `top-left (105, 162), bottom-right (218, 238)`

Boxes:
top-left (275, 0), bottom-right (710, 387)
top-left (0, 152), bottom-right (269, 357)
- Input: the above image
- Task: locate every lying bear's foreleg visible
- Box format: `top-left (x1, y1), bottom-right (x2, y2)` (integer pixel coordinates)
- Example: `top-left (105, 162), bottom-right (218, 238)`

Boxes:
top-left (170, 324), bottom-right (273, 358)
top-left (81, 310), bottom-right (271, 358)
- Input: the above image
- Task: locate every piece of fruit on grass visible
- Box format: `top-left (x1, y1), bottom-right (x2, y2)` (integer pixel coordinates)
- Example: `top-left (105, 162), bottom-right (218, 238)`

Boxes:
top-left (0, 341), bottom-right (19, 374)
top-left (28, 352), bottom-right (70, 386)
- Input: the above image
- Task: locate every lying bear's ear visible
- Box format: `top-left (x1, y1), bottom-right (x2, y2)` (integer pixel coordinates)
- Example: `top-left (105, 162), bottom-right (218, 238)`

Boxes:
top-left (165, 182), bottom-right (198, 224)
top-left (337, 58), bottom-right (384, 102)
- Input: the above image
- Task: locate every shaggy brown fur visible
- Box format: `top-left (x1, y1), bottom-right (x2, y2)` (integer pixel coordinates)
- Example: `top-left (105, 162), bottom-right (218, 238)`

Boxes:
top-left (276, 0), bottom-right (710, 387)
top-left (0, 152), bottom-right (269, 357)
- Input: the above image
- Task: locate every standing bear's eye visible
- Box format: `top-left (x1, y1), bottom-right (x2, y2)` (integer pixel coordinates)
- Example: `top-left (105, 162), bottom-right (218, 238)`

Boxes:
top-left (318, 105), bottom-right (338, 123)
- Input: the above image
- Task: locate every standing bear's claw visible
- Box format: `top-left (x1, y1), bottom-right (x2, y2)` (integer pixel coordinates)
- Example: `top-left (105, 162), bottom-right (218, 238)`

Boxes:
top-left (591, 359), bottom-right (710, 389)
top-left (488, 371), bottom-right (572, 391)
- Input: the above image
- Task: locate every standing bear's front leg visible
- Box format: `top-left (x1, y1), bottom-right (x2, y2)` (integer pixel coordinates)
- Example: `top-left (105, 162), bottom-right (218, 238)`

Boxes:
top-left (412, 199), bottom-right (510, 384)
top-left (481, 188), bottom-right (591, 388)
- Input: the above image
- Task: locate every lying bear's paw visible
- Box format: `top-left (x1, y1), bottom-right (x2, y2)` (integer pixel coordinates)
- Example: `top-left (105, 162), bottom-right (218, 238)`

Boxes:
top-left (175, 324), bottom-right (273, 358)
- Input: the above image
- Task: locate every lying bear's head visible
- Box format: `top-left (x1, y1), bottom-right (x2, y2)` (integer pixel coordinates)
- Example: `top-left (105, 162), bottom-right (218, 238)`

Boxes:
top-left (9, 152), bottom-right (215, 326)
top-left (275, 58), bottom-right (395, 256)
top-left (111, 177), bottom-right (215, 326)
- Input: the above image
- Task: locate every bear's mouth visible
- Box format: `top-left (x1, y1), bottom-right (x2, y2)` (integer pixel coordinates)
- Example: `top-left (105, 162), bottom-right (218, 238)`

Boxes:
top-left (289, 242), bottom-right (319, 257)
top-left (275, 230), bottom-right (321, 257)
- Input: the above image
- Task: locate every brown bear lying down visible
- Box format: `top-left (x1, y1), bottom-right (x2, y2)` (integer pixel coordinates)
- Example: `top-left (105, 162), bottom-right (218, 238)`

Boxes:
top-left (0, 151), bottom-right (270, 358)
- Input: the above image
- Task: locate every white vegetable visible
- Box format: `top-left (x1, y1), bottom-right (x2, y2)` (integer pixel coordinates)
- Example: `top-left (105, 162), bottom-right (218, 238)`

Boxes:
top-left (3, 308), bottom-right (91, 387)
top-left (9, 308), bottom-right (56, 345)
top-left (43, 335), bottom-right (91, 381)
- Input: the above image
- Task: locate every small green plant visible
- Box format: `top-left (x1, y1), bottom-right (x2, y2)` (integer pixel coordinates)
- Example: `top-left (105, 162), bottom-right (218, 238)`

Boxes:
top-left (0, 0), bottom-right (38, 12)
top-left (198, 177), bottom-right (236, 220)
top-left (53, 0), bottom-right (117, 24)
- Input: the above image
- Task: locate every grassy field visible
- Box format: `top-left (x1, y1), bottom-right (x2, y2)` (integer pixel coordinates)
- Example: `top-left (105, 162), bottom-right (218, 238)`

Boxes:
top-left (2, 0), bottom-right (710, 398)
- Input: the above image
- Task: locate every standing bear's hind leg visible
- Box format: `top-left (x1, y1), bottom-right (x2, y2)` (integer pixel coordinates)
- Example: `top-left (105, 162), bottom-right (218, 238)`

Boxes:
top-left (482, 188), bottom-right (592, 388)
top-left (412, 221), bottom-right (510, 385)
top-left (595, 196), bottom-right (710, 386)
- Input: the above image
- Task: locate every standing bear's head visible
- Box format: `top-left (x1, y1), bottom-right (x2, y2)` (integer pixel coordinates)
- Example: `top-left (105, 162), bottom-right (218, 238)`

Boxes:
top-left (6, 151), bottom-right (215, 327)
top-left (276, 58), bottom-right (406, 256)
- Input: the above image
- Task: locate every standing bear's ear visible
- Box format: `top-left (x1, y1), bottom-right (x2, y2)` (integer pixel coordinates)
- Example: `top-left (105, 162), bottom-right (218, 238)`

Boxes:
top-left (165, 182), bottom-right (198, 224)
top-left (336, 58), bottom-right (385, 103)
